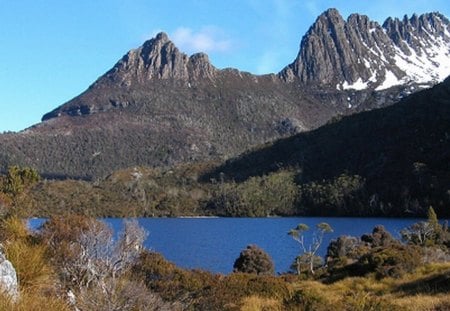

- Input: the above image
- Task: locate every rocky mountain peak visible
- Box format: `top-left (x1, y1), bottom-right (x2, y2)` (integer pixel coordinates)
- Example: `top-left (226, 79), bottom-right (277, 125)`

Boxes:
top-left (100, 32), bottom-right (217, 86)
top-left (155, 31), bottom-right (169, 41)
top-left (280, 9), bottom-right (450, 91)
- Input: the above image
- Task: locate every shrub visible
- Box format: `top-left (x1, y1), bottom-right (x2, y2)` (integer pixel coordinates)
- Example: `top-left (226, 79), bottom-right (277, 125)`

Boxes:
top-left (326, 235), bottom-right (362, 269)
top-left (358, 244), bottom-right (422, 278)
top-left (133, 251), bottom-right (290, 310)
top-left (75, 277), bottom-right (171, 311)
top-left (361, 225), bottom-right (396, 247)
top-left (283, 288), bottom-right (334, 311)
top-left (233, 245), bottom-right (275, 275)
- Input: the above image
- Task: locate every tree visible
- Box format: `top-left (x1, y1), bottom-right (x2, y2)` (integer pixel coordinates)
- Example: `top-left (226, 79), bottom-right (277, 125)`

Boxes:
top-left (288, 222), bottom-right (333, 275)
top-left (40, 216), bottom-right (147, 290)
top-left (2, 166), bottom-right (40, 197)
top-left (71, 219), bottom-right (147, 289)
top-left (233, 244), bottom-right (275, 275)
top-left (401, 221), bottom-right (434, 246)
top-left (401, 206), bottom-right (446, 246)
top-left (40, 216), bottom-right (155, 310)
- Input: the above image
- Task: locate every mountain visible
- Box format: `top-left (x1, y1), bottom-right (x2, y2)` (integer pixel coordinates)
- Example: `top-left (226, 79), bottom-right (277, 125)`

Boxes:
top-left (0, 33), bottom-right (338, 179)
top-left (1, 9), bottom-right (450, 179)
top-left (202, 76), bottom-right (450, 217)
top-left (281, 9), bottom-right (450, 91)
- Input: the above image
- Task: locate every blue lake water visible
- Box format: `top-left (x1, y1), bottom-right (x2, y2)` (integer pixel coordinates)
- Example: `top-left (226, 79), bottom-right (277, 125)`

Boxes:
top-left (29, 217), bottom-right (431, 274)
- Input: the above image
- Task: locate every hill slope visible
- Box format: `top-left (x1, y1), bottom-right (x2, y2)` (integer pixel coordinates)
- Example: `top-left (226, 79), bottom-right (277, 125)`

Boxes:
top-left (202, 76), bottom-right (450, 217)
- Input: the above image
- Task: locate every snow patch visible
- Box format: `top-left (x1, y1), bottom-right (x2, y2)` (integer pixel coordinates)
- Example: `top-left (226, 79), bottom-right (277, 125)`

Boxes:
top-left (393, 35), bottom-right (450, 84)
top-left (375, 70), bottom-right (402, 91)
top-left (342, 78), bottom-right (369, 90)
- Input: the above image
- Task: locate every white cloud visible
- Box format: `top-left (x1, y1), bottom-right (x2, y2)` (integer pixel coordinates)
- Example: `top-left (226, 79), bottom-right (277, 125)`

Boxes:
top-left (170, 27), bottom-right (232, 54)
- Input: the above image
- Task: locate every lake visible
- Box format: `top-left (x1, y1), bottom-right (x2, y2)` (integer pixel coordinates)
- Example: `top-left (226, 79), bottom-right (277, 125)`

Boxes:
top-left (29, 217), bottom-right (431, 274)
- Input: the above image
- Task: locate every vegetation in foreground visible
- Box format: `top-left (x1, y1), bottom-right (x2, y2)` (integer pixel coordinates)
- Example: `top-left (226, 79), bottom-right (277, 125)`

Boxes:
top-left (0, 206), bottom-right (448, 310)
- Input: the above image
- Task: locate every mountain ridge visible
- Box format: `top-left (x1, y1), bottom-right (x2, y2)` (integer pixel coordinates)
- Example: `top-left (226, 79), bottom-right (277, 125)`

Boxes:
top-left (281, 9), bottom-right (450, 90)
top-left (1, 8), bottom-right (449, 179)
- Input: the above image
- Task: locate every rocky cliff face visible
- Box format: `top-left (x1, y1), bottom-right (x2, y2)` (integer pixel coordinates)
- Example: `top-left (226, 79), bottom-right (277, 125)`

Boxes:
top-left (281, 9), bottom-right (450, 91)
top-left (103, 32), bottom-right (217, 85)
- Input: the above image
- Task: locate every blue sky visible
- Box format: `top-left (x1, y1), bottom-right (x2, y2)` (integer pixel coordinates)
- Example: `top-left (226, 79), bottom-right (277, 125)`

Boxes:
top-left (1, 0), bottom-right (449, 132)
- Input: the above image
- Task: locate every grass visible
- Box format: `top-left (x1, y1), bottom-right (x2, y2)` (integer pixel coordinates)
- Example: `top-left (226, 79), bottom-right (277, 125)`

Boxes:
top-left (283, 263), bottom-right (450, 311)
top-left (0, 290), bottom-right (70, 311)
top-left (240, 296), bottom-right (283, 311)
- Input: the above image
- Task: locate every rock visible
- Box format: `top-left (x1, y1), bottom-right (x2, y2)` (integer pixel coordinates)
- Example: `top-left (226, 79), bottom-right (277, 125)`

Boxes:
top-left (104, 32), bottom-right (217, 85)
top-left (281, 9), bottom-right (450, 89)
top-left (0, 250), bottom-right (18, 300)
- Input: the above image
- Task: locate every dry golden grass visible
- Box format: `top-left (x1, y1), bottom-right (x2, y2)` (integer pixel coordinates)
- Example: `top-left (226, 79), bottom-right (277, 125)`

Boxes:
top-left (0, 290), bottom-right (70, 311)
top-left (393, 294), bottom-right (450, 311)
top-left (3, 241), bottom-right (55, 292)
top-left (240, 295), bottom-right (283, 311)
top-left (0, 216), bottom-right (28, 241)
top-left (286, 263), bottom-right (450, 311)
top-left (0, 216), bottom-right (57, 294)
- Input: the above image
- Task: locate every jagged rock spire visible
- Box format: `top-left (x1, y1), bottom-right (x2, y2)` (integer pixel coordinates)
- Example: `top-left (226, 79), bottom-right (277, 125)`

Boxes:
top-left (103, 32), bottom-right (217, 85)
top-left (280, 9), bottom-right (450, 90)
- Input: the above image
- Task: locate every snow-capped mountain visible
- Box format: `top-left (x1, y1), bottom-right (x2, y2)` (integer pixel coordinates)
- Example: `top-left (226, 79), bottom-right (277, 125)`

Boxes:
top-left (281, 9), bottom-right (450, 91)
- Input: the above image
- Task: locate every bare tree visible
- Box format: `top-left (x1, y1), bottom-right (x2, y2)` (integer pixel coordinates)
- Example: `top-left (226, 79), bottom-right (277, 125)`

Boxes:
top-left (401, 221), bottom-right (434, 246)
top-left (67, 219), bottom-right (148, 290)
top-left (47, 218), bottom-right (150, 311)
top-left (288, 222), bottom-right (333, 275)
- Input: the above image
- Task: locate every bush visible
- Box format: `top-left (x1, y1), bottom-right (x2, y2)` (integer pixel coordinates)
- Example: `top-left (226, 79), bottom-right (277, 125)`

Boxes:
top-left (283, 288), bottom-right (334, 311)
top-left (133, 251), bottom-right (290, 310)
top-left (233, 245), bottom-right (275, 275)
top-left (358, 244), bottom-right (422, 278)
top-left (1, 166), bottom-right (40, 198)
top-left (326, 235), bottom-right (363, 269)
top-left (75, 277), bottom-right (171, 311)
top-left (361, 225), bottom-right (396, 247)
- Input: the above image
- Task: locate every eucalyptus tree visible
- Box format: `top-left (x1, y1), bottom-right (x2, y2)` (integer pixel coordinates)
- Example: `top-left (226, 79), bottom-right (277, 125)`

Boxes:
top-left (288, 222), bottom-right (333, 275)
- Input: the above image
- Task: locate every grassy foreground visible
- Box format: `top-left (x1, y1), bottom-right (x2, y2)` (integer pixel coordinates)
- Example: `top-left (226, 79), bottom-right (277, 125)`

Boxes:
top-left (0, 213), bottom-right (448, 311)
